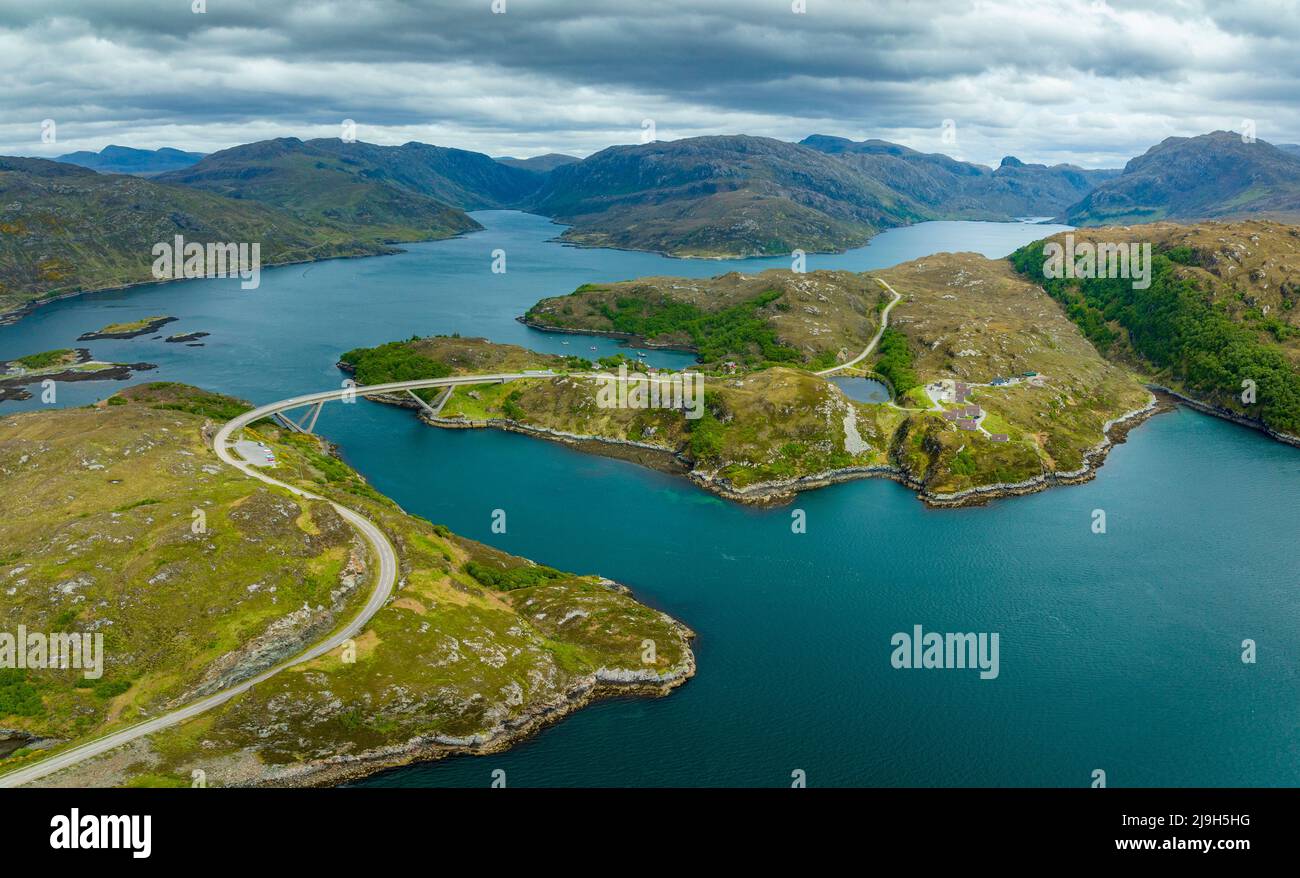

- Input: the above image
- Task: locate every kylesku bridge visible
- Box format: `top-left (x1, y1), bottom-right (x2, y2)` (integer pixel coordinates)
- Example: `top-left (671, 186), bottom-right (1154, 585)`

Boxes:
top-left (2, 347), bottom-right (889, 785)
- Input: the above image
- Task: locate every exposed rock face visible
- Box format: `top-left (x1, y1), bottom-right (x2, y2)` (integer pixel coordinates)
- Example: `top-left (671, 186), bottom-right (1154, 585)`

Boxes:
top-left (176, 538), bottom-right (369, 703)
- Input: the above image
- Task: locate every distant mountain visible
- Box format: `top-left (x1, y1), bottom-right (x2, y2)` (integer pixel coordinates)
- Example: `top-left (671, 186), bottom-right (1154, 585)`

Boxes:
top-left (0, 156), bottom-right (389, 320)
top-left (1278, 144), bottom-right (1300, 158)
top-left (1064, 131), bottom-right (1300, 225)
top-left (525, 135), bottom-right (927, 257)
top-left (494, 153), bottom-right (581, 173)
top-left (156, 138), bottom-right (485, 244)
top-left (801, 135), bottom-right (1118, 219)
top-left (55, 145), bottom-right (206, 176)
top-left (163, 138), bottom-right (538, 214)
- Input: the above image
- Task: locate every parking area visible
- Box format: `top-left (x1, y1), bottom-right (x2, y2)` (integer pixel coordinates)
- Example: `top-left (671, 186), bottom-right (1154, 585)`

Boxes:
top-left (234, 438), bottom-right (277, 467)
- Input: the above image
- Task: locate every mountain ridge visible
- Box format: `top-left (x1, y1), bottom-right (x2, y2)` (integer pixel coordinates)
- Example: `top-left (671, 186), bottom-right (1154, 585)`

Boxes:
top-left (1064, 131), bottom-right (1300, 225)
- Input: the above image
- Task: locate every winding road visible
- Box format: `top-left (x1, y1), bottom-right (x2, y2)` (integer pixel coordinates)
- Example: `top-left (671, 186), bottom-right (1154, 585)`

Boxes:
top-left (3, 315), bottom-right (907, 786)
top-left (814, 277), bottom-right (904, 376)
top-left (0, 373), bottom-right (529, 787)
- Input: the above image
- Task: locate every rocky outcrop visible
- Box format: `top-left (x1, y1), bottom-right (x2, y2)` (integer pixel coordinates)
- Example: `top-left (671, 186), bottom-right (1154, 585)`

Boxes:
top-left (171, 538), bottom-right (369, 704)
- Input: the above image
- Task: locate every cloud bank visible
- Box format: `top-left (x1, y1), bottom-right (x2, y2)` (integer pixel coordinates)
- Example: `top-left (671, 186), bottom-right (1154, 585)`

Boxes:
top-left (2, 0), bottom-right (1297, 167)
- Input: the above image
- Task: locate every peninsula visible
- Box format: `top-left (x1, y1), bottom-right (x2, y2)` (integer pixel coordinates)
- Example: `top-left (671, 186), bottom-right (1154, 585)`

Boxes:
top-left (0, 383), bottom-right (693, 787)
top-left (341, 252), bottom-right (1157, 506)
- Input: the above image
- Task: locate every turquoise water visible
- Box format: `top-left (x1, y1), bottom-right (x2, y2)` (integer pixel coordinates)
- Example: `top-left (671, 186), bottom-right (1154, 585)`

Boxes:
top-left (2, 212), bottom-right (1296, 787)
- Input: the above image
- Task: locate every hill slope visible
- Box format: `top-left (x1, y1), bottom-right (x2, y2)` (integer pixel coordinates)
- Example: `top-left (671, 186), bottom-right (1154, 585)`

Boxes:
top-left (1064, 132), bottom-right (1300, 225)
top-left (1011, 222), bottom-right (1300, 441)
top-left (160, 137), bottom-right (541, 213)
top-left (0, 383), bottom-right (693, 787)
top-left (525, 135), bottom-right (928, 257)
top-left (55, 145), bottom-right (205, 176)
top-left (0, 156), bottom-right (390, 321)
top-left (494, 153), bottom-right (581, 173)
top-left (523, 269), bottom-right (887, 369)
top-left (802, 135), bottom-right (1117, 219)
top-left (156, 138), bottom-right (484, 244)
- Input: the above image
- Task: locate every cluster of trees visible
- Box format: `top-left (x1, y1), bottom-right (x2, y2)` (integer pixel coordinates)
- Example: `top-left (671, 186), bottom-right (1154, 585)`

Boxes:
top-left (338, 340), bottom-right (452, 385)
top-left (686, 390), bottom-right (728, 460)
top-left (465, 561), bottom-right (565, 591)
top-left (873, 328), bottom-right (919, 394)
top-left (597, 289), bottom-right (802, 366)
top-left (0, 668), bottom-right (42, 717)
top-left (1011, 242), bottom-right (1300, 434)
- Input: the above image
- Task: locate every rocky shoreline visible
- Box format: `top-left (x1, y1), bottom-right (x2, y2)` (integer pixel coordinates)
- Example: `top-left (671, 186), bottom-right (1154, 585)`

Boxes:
top-left (0, 349), bottom-right (157, 402)
top-left (1145, 383), bottom-right (1300, 449)
top-left (244, 615), bottom-right (696, 788)
top-left (693, 394), bottom-right (1163, 507)
top-left (360, 375), bottom-right (1166, 509)
top-left (0, 246), bottom-right (411, 327)
top-left (515, 315), bottom-right (698, 354)
top-left (78, 315), bottom-right (176, 340)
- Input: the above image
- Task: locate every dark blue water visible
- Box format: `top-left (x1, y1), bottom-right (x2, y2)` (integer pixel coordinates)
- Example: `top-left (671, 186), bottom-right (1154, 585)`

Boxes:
top-left (3, 211), bottom-right (1296, 787)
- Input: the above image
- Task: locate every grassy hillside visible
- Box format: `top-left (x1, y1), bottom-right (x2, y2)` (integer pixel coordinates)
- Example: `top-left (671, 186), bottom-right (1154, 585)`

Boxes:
top-left (157, 138), bottom-right (482, 245)
top-left (1064, 132), bottom-right (1300, 225)
top-left (0, 156), bottom-right (391, 321)
top-left (524, 269), bottom-right (887, 370)
top-left (875, 253), bottom-right (1153, 490)
top-left (0, 384), bottom-right (375, 752)
top-left (526, 135), bottom-right (927, 257)
top-left (348, 268), bottom-right (1152, 503)
top-left (1011, 223), bottom-right (1300, 438)
top-left (1, 383), bottom-right (692, 786)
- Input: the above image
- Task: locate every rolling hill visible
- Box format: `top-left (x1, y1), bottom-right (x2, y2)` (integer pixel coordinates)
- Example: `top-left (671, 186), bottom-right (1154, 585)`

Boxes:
top-left (0, 156), bottom-right (393, 321)
top-left (159, 137), bottom-right (543, 216)
top-left (55, 145), bottom-right (206, 176)
top-left (155, 138), bottom-right (485, 244)
top-left (1011, 221), bottom-right (1300, 442)
top-left (524, 135), bottom-right (928, 257)
top-left (801, 135), bottom-right (1118, 219)
top-left (1064, 132), bottom-right (1300, 225)
top-left (494, 153), bottom-right (581, 173)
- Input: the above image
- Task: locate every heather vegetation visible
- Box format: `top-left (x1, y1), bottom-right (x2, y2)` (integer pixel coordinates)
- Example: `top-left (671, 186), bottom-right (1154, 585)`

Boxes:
top-left (1011, 240), bottom-right (1300, 435)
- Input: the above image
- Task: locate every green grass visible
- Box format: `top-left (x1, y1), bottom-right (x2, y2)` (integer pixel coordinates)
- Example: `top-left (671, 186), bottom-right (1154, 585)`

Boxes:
top-left (12, 349), bottom-right (74, 370)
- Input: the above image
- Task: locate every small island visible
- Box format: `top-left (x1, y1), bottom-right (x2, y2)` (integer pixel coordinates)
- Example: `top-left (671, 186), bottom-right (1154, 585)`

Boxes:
top-left (165, 331), bottom-right (209, 343)
top-left (77, 314), bottom-right (176, 341)
top-left (0, 348), bottom-right (157, 402)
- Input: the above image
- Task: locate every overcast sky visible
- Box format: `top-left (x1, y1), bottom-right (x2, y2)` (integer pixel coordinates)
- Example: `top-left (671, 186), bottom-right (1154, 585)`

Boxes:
top-left (2, 0), bottom-right (1297, 168)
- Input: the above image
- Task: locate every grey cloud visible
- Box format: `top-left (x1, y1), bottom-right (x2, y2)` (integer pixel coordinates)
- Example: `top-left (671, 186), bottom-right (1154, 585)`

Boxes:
top-left (0, 0), bottom-right (1296, 165)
